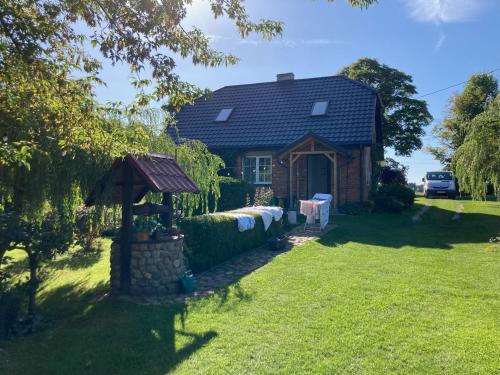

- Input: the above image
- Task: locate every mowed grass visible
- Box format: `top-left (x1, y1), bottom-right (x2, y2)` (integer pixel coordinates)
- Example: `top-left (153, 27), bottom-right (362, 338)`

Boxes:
top-left (1, 198), bottom-right (499, 374)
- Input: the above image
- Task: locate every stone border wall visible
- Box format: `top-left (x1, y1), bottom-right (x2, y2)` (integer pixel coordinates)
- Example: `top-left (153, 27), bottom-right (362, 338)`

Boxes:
top-left (110, 236), bottom-right (187, 295)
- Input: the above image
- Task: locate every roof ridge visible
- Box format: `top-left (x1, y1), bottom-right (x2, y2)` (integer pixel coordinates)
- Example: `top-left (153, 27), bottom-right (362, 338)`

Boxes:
top-left (336, 75), bottom-right (378, 95)
top-left (216, 74), bottom-right (346, 90)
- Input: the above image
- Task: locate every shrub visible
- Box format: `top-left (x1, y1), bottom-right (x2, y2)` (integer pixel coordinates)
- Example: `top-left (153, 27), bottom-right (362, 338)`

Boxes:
top-left (339, 201), bottom-right (374, 215)
top-left (378, 185), bottom-right (415, 207)
top-left (180, 213), bottom-right (282, 273)
top-left (216, 177), bottom-right (255, 212)
top-left (374, 196), bottom-right (405, 213)
top-left (254, 187), bottom-right (274, 206)
top-left (380, 158), bottom-right (408, 185)
top-left (75, 207), bottom-right (100, 253)
top-left (0, 289), bottom-right (21, 340)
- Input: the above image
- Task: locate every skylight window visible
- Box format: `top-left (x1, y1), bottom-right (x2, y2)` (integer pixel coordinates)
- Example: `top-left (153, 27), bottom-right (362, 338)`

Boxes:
top-left (215, 108), bottom-right (233, 122)
top-left (311, 101), bottom-right (329, 116)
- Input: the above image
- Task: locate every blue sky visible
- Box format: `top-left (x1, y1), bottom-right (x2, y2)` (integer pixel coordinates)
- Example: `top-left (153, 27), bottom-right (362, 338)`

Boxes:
top-left (89, 0), bottom-right (500, 183)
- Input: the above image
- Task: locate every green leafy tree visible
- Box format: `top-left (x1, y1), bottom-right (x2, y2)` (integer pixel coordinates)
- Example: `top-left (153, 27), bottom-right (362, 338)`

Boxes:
top-left (339, 58), bottom-right (433, 156)
top-left (453, 95), bottom-right (500, 199)
top-left (0, 211), bottom-right (72, 317)
top-left (1, 0), bottom-right (376, 110)
top-left (0, 0), bottom-right (378, 304)
top-left (428, 73), bottom-right (498, 168)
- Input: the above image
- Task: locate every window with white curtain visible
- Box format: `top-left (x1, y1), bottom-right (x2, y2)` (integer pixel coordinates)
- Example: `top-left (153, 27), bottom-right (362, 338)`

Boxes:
top-left (243, 156), bottom-right (272, 184)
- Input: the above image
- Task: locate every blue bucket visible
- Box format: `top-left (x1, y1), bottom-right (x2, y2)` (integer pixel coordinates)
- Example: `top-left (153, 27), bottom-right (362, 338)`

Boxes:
top-left (180, 271), bottom-right (195, 294)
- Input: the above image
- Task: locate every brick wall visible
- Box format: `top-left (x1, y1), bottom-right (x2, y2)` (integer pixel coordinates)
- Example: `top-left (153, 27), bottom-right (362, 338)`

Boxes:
top-left (215, 146), bottom-right (373, 206)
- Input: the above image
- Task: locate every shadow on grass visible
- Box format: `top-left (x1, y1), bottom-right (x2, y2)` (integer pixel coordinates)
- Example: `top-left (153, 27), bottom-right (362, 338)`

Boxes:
top-left (2, 280), bottom-right (220, 375)
top-left (191, 281), bottom-right (254, 313)
top-left (50, 250), bottom-right (102, 271)
top-left (319, 202), bottom-right (500, 251)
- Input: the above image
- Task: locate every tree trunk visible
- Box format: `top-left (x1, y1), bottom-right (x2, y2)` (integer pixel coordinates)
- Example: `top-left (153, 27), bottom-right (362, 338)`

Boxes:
top-left (27, 252), bottom-right (39, 317)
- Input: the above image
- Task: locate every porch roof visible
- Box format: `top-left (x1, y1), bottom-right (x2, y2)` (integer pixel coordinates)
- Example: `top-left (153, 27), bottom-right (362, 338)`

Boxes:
top-left (276, 132), bottom-right (351, 159)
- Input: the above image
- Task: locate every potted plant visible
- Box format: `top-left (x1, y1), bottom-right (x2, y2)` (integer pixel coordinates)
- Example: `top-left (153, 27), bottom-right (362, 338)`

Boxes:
top-left (133, 216), bottom-right (157, 241)
top-left (267, 234), bottom-right (287, 251)
top-left (153, 225), bottom-right (181, 241)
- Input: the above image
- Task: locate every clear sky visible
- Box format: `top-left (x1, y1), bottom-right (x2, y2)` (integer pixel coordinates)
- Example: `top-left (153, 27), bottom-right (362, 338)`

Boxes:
top-left (89, 0), bottom-right (500, 184)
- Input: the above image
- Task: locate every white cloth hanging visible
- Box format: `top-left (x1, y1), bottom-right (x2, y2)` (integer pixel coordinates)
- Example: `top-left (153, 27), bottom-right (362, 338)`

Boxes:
top-left (212, 212), bottom-right (256, 232)
top-left (234, 206), bottom-right (283, 231)
top-left (312, 193), bottom-right (333, 204)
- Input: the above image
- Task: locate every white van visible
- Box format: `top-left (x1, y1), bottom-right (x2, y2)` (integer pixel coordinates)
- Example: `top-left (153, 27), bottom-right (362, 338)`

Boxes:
top-left (422, 171), bottom-right (457, 199)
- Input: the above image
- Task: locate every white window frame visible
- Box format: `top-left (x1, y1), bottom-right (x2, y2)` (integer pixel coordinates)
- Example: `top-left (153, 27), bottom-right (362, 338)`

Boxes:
top-left (242, 155), bottom-right (272, 185)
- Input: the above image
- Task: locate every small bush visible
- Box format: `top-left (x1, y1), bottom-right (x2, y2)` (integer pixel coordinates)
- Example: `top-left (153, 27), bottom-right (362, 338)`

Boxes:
top-left (180, 213), bottom-right (282, 273)
top-left (0, 289), bottom-right (22, 340)
top-left (374, 196), bottom-right (405, 213)
top-left (254, 187), bottom-right (274, 206)
top-left (340, 201), bottom-right (374, 215)
top-left (216, 177), bottom-right (256, 212)
top-left (380, 168), bottom-right (407, 185)
top-left (378, 185), bottom-right (415, 207)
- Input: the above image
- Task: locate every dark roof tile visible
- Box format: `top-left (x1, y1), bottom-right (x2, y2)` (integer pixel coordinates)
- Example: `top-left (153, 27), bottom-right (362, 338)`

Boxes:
top-left (171, 75), bottom-right (378, 148)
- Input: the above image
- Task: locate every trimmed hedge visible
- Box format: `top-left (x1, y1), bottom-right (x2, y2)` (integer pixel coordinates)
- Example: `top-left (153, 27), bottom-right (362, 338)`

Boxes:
top-left (373, 184), bottom-right (415, 213)
top-left (216, 177), bottom-right (256, 212)
top-left (377, 184), bottom-right (415, 208)
top-left (374, 196), bottom-right (405, 213)
top-left (180, 212), bottom-right (282, 273)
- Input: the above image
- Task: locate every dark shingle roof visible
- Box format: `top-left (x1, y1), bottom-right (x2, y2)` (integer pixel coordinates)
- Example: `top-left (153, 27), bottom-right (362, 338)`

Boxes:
top-left (172, 75), bottom-right (378, 149)
top-left (85, 153), bottom-right (199, 206)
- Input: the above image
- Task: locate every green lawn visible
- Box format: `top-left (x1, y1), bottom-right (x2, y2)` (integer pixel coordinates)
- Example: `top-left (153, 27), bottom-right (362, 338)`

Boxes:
top-left (1, 198), bottom-right (499, 374)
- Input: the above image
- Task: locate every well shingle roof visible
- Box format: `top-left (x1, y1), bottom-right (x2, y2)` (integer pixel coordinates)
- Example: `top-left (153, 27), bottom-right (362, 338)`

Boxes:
top-left (85, 153), bottom-right (199, 206)
top-left (171, 75), bottom-right (378, 149)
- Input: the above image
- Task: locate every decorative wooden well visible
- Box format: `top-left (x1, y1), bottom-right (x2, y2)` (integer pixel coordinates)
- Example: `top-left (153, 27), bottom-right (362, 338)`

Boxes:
top-left (86, 153), bottom-right (199, 295)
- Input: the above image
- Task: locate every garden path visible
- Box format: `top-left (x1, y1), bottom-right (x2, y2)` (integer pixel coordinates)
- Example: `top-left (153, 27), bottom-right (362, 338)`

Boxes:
top-left (123, 223), bottom-right (336, 305)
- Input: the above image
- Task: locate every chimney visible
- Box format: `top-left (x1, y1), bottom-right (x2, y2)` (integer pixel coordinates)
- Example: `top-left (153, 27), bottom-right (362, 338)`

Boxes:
top-left (276, 72), bottom-right (295, 82)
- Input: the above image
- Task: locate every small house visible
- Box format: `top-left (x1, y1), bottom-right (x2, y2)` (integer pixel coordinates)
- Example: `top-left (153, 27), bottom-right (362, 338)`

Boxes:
top-left (172, 73), bottom-right (384, 209)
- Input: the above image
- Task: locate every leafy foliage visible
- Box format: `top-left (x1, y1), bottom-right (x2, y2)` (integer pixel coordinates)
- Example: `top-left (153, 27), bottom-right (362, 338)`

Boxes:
top-left (339, 58), bottom-right (432, 156)
top-left (374, 158), bottom-right (414, 213)
top-left (0, 211), bottom-right (73, 316)
top-left (180, 213), bottom-right (282, 273)
top-left (373, 196), bottom-right (405, 213)
top-left (453, 95), bottom-right (500, 199)
top-left (253, 187), bottom-right (274, 207)
top-left (215, 177), bottom-right (255, 212)
top-left (428, 73), bottom-right (498, 168)
top-left (377, 184), bottom-right (415, 208)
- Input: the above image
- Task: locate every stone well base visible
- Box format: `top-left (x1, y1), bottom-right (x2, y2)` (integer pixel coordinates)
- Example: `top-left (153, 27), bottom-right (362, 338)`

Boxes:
top-left (110, 236), bottom-right (187, 295)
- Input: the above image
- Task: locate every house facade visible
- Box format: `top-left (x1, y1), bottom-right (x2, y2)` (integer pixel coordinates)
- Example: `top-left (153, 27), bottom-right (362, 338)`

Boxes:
top-left (172, 73), bottom-right (384, 209)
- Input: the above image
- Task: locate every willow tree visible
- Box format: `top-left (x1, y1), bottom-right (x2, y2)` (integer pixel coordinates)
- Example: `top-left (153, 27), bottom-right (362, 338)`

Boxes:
top-left (428, 73), bottom-right (498, 169)
top-left (126, 110), bottom-right (224, 216)
top-left (0, 0), bottom-right (378, 308)
top-left (453, 95), bottom-right (500, 199)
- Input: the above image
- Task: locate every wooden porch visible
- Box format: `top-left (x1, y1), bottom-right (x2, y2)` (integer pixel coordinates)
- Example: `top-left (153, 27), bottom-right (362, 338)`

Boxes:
top-left (277, 132), bottom-right (349, 210)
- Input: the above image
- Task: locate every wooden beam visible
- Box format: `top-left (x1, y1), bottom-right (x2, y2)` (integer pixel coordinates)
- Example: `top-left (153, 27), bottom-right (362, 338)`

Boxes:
top-left (133, 202), bottom-right (170, 216)
top-left (324, 153), bottom-right (335, 163)
top-left (289, 154), bottom-right (293, 208)
top-left (333, 153), bottom-right (338, 209)
top-left (291, 153), bottom-right (300, 165)
top-left (296, 158), bottom-right (300, 203)
top-left (120, 162), bottom-right (133, 294)
top-left (160, 192), bottom-right (173, 228)
top-left (291, 151), bottom-right (335, 156)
